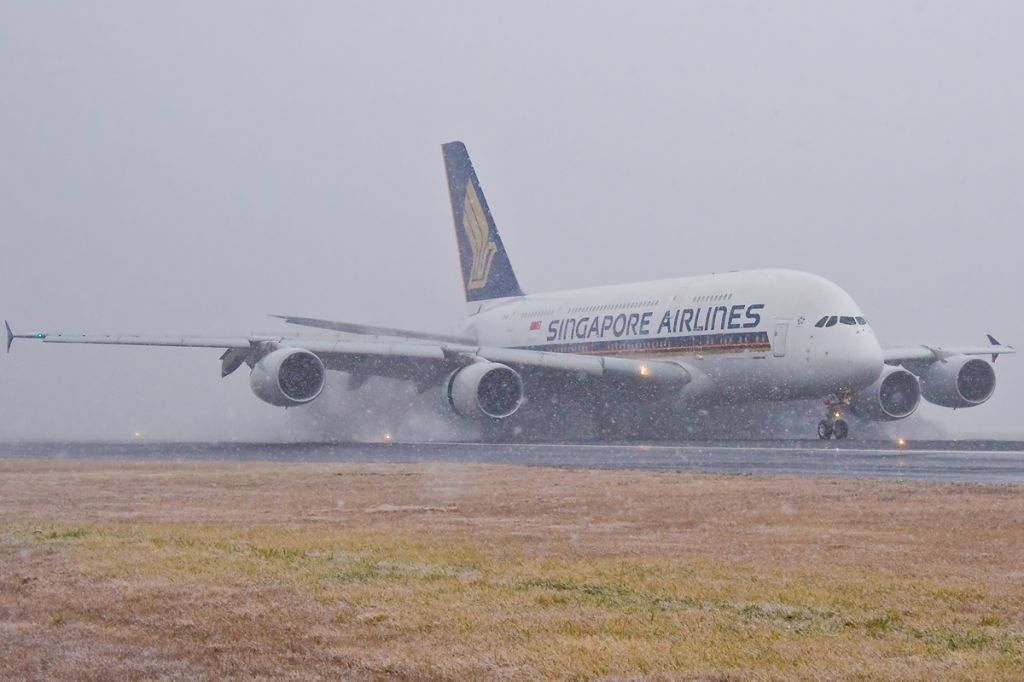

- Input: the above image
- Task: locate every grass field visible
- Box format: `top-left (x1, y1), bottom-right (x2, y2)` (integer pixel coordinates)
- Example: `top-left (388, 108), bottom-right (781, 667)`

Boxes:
top-left (2, 458), bottom-right (1023, 680)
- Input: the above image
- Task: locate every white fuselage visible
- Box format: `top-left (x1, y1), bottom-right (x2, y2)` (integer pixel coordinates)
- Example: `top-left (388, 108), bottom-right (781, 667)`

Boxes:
top-left (456, 269), bottom-right (884, 403)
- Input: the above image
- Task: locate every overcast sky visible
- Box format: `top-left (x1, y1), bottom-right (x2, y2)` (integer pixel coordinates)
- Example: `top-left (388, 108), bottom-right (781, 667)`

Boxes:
top-left (1, 1), bottom-right (1022, 440)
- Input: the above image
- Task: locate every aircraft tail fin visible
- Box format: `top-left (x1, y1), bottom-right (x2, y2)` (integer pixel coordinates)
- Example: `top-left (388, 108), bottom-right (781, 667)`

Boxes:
top-left (442, 141), bottom-right (524, 302)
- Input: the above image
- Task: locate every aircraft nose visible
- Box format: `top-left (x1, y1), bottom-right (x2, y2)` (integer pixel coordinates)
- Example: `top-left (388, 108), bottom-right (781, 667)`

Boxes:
top-left (850, 329), bottom-right (884, 390)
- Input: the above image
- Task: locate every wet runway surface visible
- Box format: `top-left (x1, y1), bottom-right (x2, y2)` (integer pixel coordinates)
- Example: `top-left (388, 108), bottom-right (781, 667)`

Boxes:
top-left (4, 439), bottom-right (1024, 484)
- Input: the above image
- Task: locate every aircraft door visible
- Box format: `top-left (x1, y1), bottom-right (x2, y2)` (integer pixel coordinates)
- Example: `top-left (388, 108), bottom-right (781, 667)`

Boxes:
top-left (772, 322), bottom-right (789, 357)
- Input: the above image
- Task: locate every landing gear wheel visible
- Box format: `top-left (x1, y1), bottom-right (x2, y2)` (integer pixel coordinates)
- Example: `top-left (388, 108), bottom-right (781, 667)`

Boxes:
top-left (832, 419), bottom-right (849, 440)
top-left (817, 419), bottom-right (833, 440)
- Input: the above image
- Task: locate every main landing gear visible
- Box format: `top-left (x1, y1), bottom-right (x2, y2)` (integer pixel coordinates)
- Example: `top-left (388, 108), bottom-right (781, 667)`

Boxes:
top-left (817, 394), bottom-right (850, 440)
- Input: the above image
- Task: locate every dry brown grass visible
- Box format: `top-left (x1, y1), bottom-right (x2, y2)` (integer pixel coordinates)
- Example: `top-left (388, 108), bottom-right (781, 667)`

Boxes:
top-left (1, 457), bottom-right (1023, 680)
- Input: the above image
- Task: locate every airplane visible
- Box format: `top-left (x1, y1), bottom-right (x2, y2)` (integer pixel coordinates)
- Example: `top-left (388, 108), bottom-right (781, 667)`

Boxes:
top-left (6, 141), bottom-right (1016, 440)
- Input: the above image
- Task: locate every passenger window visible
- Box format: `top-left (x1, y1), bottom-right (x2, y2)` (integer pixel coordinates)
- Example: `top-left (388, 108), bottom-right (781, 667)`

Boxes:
top-left (814, 316), bottom-right (828, 328)
top-left (825, 316), bottom-right (838, 327)
top-left (855, 316), bottom-right (866, 325)
top-left (840, 316), bottom-right (856, 325)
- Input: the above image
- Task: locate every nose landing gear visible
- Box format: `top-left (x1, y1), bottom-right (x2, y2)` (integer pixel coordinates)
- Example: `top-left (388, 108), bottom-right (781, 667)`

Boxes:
top-left (818, 394), bottom-right (850, 440)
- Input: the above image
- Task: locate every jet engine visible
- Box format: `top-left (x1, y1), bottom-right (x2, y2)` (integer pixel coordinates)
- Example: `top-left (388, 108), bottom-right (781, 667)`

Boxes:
top-left (919, 355), bottom-right (995, 408)
top-left (249, 348), bottom-right (326, 407)
top-left (445, 362), bottom-right (524, 419)
top-left (849, 366), bottom-right (921, 421)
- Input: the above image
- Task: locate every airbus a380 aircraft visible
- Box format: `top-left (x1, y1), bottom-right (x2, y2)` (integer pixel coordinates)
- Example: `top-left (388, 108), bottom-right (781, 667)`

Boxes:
top-left (6, 142), bottom-right (1015, 440)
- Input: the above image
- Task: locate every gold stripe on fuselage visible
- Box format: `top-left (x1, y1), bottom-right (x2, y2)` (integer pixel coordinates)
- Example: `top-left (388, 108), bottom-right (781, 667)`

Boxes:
top-left (533, 340), bottom-right (772, 358)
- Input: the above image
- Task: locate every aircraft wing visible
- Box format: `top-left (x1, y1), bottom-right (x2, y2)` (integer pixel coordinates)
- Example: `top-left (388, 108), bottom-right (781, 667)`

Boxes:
top-left (6, 323), bottom-right (691, 389)
top-left (271, 314), bottom-right (474, 344)
top-left (883, 335), bottom-right (1016, 365)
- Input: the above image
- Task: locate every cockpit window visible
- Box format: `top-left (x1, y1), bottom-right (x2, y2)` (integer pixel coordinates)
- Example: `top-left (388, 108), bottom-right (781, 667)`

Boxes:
top-left (817, 314), bottom-right (866, 328)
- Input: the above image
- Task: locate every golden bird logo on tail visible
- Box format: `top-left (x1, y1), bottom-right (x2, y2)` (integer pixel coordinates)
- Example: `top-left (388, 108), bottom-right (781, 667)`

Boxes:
top-left (462, 181), bottom-right (498, 290)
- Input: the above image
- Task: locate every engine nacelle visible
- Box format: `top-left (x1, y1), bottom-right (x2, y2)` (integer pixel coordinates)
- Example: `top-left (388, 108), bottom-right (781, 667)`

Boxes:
top-left (445, 362), bottom-right (524, 420)
top-left (919, 355), bottom-right (995, 408)
top-left (249, 348), bottom-right (326, 407)
top-left (849, 366), bottom-right (921, 421)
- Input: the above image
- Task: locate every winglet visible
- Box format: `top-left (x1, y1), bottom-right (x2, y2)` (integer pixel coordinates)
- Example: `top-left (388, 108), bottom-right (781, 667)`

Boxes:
top-left (5, 323), bottom-right (48, 352)
top-left (988, 334), bottom-right (1000, 363)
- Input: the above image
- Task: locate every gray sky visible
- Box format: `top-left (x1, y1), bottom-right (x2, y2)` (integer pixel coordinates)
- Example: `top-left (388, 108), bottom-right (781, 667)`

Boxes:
top-left (2, 1), bottom-right (1022, 440)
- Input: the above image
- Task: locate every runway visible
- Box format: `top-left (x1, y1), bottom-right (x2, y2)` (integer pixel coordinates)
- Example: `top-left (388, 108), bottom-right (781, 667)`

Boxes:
top-left (4, 439), bottom-right (1024, 484)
